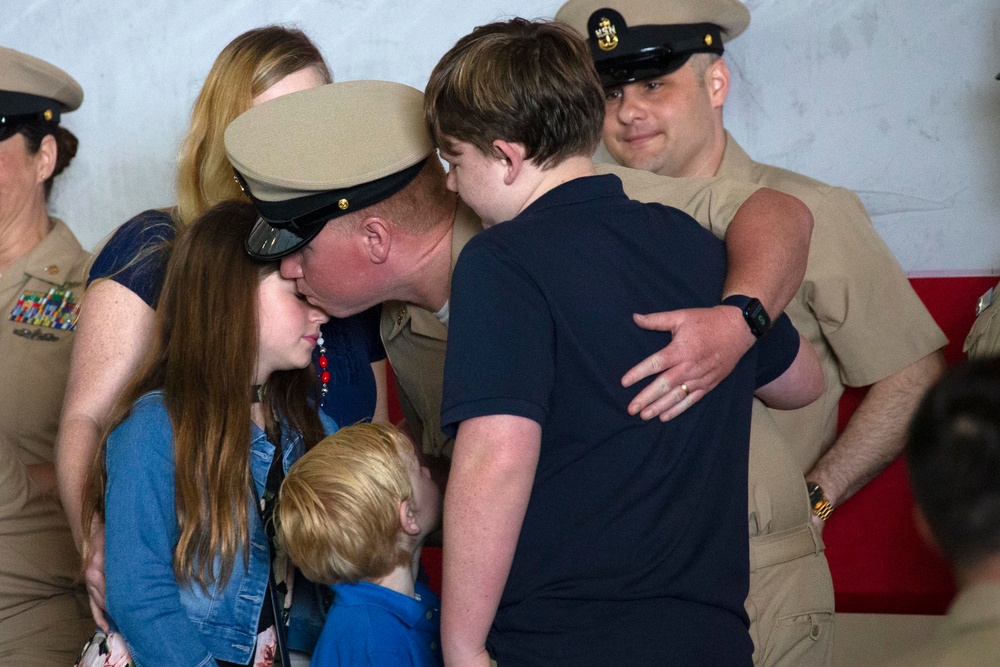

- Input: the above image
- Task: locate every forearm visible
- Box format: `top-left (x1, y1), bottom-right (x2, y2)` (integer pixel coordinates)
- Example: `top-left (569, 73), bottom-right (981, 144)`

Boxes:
top-left (56, 416), bottom-right (103, 547)
top-left (723, 188), bottom-right (813, 317)
top-left (755, 334), bottom-right (824, 410)
top-left (807, 351), bottom-right (946, 506)
top-left (442, 416), bottom-right (540, 666)
top-left (55, 279), bottom-right (156, 547)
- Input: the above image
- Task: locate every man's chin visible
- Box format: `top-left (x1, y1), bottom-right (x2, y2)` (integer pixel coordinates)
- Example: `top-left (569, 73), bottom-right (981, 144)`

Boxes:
top-left (310, 298), bottom-right (371, 319)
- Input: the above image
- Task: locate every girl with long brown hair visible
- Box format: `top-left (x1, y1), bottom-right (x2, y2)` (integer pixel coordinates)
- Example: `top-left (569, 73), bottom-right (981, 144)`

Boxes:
top-left (79, 200), bottom-right (330, 666)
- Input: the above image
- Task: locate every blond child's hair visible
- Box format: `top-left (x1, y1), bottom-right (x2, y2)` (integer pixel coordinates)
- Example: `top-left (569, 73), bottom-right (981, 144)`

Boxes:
top-left (277, 423), bottom-right (417, 584)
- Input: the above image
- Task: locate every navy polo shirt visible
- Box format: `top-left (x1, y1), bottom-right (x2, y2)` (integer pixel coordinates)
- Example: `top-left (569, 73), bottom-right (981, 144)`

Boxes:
top-left (442, 174), bottom-right (799, 666)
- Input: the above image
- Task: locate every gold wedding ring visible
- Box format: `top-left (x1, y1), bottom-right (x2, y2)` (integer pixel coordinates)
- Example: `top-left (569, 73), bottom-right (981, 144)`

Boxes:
top-left (680, 383), bottom-right (690, 397)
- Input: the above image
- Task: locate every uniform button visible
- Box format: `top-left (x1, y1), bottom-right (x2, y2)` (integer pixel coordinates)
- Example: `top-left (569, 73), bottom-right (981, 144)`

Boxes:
top-left (810, 622), bottom-right (821, 639)
top-left (426, 610), bottom-right (433, 620)
top-left (431, 641), bottom-right (437, 650)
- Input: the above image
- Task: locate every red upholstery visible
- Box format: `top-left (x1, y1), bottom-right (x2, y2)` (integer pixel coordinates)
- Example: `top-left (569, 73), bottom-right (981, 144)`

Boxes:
top-left (414, 275), bottom-right (999, 607)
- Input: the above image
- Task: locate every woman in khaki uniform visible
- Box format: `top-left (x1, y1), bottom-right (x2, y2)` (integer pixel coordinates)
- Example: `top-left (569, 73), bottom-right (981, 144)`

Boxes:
top-left (0, 46), bottom-right (92, 665)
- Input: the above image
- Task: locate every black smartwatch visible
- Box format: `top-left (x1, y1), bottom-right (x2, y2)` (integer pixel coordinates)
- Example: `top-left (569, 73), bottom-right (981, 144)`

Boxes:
top-left (722, 294), bottom-right (772, 339)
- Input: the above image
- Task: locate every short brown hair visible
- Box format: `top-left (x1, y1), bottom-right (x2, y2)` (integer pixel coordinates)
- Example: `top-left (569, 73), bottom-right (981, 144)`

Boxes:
top-left (424, 18), bottom-right (604, 169)
top-left (276, 423), bottom-right (416, 584)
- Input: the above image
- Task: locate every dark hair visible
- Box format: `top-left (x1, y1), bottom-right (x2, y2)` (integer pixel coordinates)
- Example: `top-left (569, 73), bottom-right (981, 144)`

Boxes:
top-left (424, 18), bottom-right (604, 168)
top-left (19, 122), bottom-right (78, 199)
top-left (82, 200), bottom-right (325, 589)
top-left (907, 357), bottom-right (1000, 568)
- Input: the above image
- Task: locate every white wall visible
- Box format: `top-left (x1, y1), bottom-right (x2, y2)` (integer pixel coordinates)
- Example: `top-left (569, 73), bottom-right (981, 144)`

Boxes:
top-left (5, 0), bottom-right (999, 274)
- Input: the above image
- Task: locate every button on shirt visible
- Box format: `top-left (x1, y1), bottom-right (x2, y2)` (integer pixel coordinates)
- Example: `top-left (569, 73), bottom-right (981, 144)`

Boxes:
top-left (311, 581), bottom-right (442, 666)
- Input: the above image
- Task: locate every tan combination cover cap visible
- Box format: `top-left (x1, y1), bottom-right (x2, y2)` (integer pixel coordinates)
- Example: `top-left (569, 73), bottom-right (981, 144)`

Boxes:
top-left (225, 79), bottom-right (434, 260)
top-left (0, 45), bottom-right (83, 120)
top-left (555, 0), bottom-right (750, 87)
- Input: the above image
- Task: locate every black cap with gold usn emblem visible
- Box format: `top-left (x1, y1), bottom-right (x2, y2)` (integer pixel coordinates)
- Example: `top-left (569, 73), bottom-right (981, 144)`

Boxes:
top-left (0, 45), bottom-right (83, 140)
top-left (225, 80), bottom-right (434, 260)
top-left (555, 0), bottom-right (751, 87)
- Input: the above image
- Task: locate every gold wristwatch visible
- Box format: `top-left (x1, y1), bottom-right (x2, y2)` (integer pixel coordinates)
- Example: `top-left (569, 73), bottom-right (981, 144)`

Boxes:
top-left (806, 482), bottom-right (833, 521)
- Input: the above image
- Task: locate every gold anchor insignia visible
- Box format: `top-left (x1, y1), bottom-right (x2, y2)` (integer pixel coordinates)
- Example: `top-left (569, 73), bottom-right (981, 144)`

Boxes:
top-left (338, 199), bottom-right (349, 210)
top-left (595, 17), bottom-right (619, 51)
top-left (704, 34), bottom-right (713, 46)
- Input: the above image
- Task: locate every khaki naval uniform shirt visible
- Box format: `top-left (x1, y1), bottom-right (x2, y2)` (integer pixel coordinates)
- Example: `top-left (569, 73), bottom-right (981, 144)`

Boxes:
top-left (882, 581), bottom-right (1000, 667)
top-left (718, 134), bottom-right (947, 472)
top-left (0, 218), bottom-right (91, 663)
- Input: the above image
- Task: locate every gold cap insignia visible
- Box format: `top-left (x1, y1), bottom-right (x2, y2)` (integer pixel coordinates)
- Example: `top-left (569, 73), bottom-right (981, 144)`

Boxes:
top-left (595, 17), bottom-right (619, 52)
top-left (338, 199), bottom-right (349, 210)
top-left (704, 34), bottom-right (713, 47)
top-left (43, 109), bottom-right (53, 121)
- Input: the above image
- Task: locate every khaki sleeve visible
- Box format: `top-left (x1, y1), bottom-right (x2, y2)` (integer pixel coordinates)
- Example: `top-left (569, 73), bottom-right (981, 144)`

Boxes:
top-left (598, 163), bottom-right (760, 240)
top-left (964, 281), bottom-right (1000, 359)
top-left (804, 188), bottom-right (946, 387)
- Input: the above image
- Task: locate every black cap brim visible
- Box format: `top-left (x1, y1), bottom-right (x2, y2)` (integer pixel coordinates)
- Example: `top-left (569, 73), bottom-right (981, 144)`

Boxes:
top-left (597, 51), bottom-right (693, 87)
top-left (241, 158), bottom-right (428, 261)
top-left (246, 216), bottom-right (324, 260)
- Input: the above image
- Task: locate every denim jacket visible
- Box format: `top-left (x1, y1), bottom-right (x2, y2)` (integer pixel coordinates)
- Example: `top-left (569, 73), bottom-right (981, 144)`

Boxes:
top-left (104, 391), bottom-right (333, 666)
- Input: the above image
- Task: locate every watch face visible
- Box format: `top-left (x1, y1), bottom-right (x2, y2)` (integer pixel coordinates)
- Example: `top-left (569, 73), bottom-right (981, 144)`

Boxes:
top-left (745, 299), bottom-right (771, 337)
top-left (806, 482), bottom-right (823, 506)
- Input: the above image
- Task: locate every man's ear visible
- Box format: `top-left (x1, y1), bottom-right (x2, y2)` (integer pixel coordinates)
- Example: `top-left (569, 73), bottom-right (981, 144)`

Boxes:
top-left (706, 57), bottom-right (730, 109)
top-left (493, 140), bottom-right (528, 186)
top-left (360, 216), bottom-right (392, 264)
top-left (34, 133), bottom-right (58, 184)
top-left (399, 499), bottom-right (421, 537)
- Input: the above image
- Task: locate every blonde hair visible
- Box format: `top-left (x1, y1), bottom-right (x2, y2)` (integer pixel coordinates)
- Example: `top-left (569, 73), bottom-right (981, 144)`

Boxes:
top-left (175, 26), bottom-right (331, 226)
top-left (276, 423), bottom-right (416, 584)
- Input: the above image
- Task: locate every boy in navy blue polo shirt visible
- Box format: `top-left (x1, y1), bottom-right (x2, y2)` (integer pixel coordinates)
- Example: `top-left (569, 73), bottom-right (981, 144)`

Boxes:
top-left (276, 423), bottom-right (443, 666)
top-left (424, 18), bottom-right (824, 667)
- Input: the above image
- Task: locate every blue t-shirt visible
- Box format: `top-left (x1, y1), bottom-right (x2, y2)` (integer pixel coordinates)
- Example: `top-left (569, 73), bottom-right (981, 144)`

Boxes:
top-left (311, 581), bottom-right (443, 667)
top-left (441, 175), bottom-right (799, 666)
top-left (88, 210), bottom-right (386, 426)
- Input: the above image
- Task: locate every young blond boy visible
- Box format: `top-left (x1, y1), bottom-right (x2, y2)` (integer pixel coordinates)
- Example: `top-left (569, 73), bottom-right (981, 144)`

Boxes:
top-left (277, 423), bottom-right (442, 666)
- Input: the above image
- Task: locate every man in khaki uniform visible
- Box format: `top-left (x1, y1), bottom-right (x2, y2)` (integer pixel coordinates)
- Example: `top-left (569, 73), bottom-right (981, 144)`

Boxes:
top-left (0, 47), bottom-right (92, 665)
top-left (555, 0), bottom-right (948, 664)
top-left (225, 80), bottom-right (814, 462)
top-left (882, 359), bottom-right (1000, 667)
